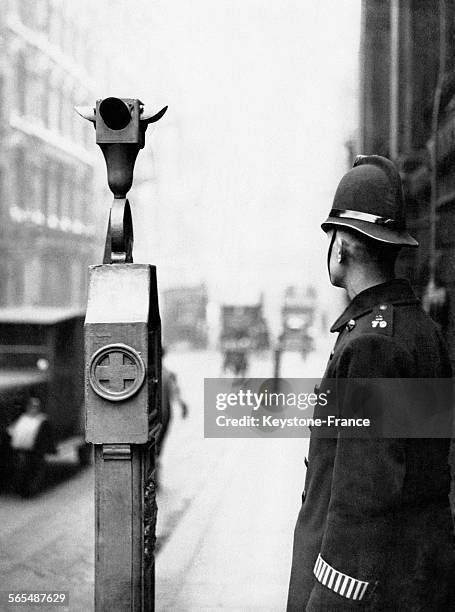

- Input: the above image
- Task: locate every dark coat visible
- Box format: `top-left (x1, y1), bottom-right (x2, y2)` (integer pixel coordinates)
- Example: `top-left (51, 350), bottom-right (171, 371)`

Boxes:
top-left (287, 279), bottom-right (455, 611)
top-left (33, 418), bottom-right (56, 456)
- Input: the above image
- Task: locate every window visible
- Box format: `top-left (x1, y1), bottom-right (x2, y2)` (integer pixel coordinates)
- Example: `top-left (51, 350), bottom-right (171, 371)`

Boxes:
top-left (64, 90), bottom-right (76, 139)
top-left (8, 258), bottom-right (24, 305)
top-left (62, 165), bottom-right (73, 220)
top-left (48, 1), bottom-right (59, 45)
top-left (41, 163), bottom-right (49, 217)
top-left (41, 70), bottom-right (51, 126)
top-left (47, 163), bottom-right (59, 222)
top-left (56, 163), bottom-right (64, 218)
top-left (14, 148), bottom-right (26, 207)
top-left (16, 53), bottom-right (27, 115)
top-left (27, 69), bottom-right (43, 121)
top-left (30, 160), bottom-right (43, 216)
top-left (37, 0), bottom-right (51, 34)
top-left (18, 0), bottom-right (35, 28)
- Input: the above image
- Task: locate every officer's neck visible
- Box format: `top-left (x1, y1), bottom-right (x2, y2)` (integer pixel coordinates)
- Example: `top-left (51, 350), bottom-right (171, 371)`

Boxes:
top-left (344, 269), bottom-right (395, 301)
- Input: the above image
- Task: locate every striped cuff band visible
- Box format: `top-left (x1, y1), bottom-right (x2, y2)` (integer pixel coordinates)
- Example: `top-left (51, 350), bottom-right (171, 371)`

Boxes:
top-left (313, 554), bottom-right (370, 601)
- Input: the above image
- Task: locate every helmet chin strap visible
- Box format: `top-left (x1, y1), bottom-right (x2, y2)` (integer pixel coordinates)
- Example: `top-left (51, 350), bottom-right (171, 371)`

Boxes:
top-left (327, 230), bottom-right (337, 284)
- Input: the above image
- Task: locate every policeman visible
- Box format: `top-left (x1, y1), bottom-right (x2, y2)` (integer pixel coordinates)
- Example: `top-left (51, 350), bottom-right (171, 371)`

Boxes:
top-left (287, 155), bottom-right (455, 610)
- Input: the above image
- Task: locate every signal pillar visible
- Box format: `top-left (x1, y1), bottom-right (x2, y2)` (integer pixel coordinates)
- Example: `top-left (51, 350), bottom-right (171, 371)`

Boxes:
top-left (78, 97), bottom-right (167, 611)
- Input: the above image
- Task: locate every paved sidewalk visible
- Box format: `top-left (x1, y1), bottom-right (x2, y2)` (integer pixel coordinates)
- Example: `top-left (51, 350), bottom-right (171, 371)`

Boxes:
top-left (156, 344), bottom-right (330, 610)
top-left (156, 437), bottom-right (307, 611)
top-left (0, 468), bottom-right (94, 612)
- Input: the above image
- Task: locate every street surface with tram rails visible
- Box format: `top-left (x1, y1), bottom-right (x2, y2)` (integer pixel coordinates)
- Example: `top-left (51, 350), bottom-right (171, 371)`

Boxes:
top-left (0, 340), bottom-right (331, 611)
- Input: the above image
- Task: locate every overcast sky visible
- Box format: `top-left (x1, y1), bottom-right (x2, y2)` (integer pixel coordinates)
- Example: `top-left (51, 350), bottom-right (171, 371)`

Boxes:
top-left (104, 0), bottom-right (361, 328)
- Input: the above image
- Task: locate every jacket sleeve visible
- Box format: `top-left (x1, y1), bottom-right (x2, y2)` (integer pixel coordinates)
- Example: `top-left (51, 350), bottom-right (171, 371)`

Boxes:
top-left (307, 334), bottom-right (410, 610)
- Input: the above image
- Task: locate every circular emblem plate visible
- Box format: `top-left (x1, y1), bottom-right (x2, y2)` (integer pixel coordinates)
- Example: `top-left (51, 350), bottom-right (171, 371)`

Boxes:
top-left (89, 343), bottom-right (145, 402)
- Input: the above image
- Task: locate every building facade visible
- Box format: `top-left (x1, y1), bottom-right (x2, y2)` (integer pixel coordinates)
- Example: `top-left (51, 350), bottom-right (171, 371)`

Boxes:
top-left (0, 0), bottom-right (100, 308)
top-left (360, 0), bottom-right (455, 361)
top-left (0, 0), bottom-right (147, 309)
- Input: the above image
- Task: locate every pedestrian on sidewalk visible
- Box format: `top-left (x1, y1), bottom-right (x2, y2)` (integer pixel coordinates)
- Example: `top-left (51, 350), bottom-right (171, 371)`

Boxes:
top-left (8, 397), bottom-right (56, 497)
top-left (160, 347), bottom-right (188, 443)
top-left (157, 347), bottom-right (188, 459)
top-left (287, 155), bottom-right (455, 610)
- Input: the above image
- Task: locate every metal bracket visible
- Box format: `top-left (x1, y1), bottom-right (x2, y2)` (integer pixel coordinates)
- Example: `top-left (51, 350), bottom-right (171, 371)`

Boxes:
top-left (103, 198), bottom-right (134, 264)
top-left (102, 444), bottom-right (132, 460)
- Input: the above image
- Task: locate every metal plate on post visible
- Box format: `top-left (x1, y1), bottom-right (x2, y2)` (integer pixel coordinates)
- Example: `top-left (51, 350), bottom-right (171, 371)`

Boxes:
top-left (89, 343), bottom-right (145, 402)
top-left (85, 264), bottom-right (159, 444)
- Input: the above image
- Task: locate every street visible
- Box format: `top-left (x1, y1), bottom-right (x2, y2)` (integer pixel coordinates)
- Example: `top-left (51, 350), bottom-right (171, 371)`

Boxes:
top-left (0, 342), bottom-right (331, 612)
top-left (0, 0), bottom-right (450, 609)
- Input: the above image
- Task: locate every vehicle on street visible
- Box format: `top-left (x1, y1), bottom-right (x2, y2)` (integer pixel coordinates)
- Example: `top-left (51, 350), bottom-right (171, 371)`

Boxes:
top-left (162, 285), bottom-right (209, 349)
top-left (220, 302), bottom-right (269, 375)
top-left (0, 307), bottom-right (88, 494)
top-left (279, 286), bottom-right (316, 357)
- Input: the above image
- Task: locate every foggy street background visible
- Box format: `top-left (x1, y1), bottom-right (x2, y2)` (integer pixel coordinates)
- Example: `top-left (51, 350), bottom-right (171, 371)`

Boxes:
top-left (0, 1), bottom-right (361, 610)
top-left (2, 0), bottom-right (455, 609)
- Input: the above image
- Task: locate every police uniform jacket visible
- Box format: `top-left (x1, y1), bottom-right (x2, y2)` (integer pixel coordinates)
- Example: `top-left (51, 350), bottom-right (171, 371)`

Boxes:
top-left (287, 279), bottom-right (455, 611)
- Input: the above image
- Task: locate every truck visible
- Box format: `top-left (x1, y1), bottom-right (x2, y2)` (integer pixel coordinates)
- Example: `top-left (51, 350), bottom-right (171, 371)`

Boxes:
top-left (279, 286), bottom-right (316, 355)
top-left (220, 302), bottom-right (269, 375)
top-left (162, 284), bottom-right (209, 349)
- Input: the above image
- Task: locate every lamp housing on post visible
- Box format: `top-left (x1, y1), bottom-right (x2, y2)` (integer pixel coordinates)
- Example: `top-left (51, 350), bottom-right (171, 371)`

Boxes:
top-left (75, 97), bottom-right (167, 199)
top-left (96, 98), bottom-right (144, 146)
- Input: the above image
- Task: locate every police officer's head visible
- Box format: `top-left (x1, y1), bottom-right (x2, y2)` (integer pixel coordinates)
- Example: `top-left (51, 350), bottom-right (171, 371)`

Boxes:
top-left (325, 228), bottom-right (402, 289)
top-left (322, 155), bottom-right (418, 288)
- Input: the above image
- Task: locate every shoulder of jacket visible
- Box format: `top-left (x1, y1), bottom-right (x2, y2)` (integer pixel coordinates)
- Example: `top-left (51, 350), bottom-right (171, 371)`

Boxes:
top-left (352, 303), bottom-right (394, 337)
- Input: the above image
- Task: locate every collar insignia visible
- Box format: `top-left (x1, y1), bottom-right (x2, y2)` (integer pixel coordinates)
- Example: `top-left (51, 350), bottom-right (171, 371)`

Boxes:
top-left (370, 304), bottom-right (393, 335)
top-left (372, 314), bottom-right (387, 328)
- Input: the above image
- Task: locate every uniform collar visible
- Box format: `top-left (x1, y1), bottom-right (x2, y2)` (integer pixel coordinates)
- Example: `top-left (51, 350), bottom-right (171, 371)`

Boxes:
top-left (330, 278), bottom-right (419, 332)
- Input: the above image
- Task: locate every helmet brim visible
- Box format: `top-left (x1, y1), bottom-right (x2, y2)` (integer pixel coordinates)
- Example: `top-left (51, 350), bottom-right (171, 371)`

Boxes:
top-left (321, 216), bottom-right (419, 247)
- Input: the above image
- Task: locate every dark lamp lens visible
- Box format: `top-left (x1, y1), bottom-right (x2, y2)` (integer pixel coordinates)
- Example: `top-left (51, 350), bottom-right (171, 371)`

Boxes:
top-left (99, 97), bottom-right (131, 130)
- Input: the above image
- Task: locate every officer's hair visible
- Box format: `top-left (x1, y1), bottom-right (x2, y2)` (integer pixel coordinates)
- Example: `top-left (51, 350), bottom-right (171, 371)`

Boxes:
top-left (339, 229), bottom-right (400, 272)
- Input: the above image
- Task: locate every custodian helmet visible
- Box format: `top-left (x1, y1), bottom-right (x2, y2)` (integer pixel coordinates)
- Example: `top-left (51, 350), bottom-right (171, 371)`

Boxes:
top-left (321, 155), bottom-right (418, 247)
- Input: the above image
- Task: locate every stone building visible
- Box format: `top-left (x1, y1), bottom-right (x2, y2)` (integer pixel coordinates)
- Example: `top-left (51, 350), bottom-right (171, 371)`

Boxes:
top-left (0, 0), bottom-right (102, 307)
top-left (360, 0), bottom-right (455, 360)
top-left (0, 0), bottom-right (148, 308)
